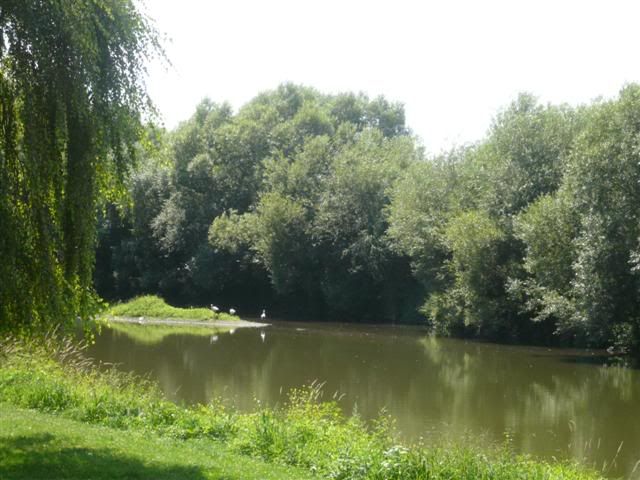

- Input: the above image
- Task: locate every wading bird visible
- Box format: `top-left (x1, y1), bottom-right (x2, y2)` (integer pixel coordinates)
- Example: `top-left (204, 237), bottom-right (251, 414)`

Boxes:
top-left (229, 308), bottom-right (236, 315)
top-left (261, 309), bottom-right (267, 320)
top-left (210, 305), bottom-right (219, 312)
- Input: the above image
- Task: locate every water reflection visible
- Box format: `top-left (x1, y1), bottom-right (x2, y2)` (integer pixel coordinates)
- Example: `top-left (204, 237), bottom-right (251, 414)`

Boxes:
top-left (88, 322), bottom-right (640, 478)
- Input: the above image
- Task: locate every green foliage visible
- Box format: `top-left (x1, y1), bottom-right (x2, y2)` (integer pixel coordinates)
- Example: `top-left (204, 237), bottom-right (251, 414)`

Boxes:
top-left (107, 295), bottom-right (236, 321)
top-left (483, 93), bottom-right (579, 215)
top-left (96, 80), bottom-right (640, 353)
top-left (440, 211), bottom-right (519, 338)
top-left (0, 0), bottom-right (160, 332)
top-left (209, 127), bottom-right (421, 320)
top-left (510, 192), bottom-right (579, 337)
top-left (387, 159), bottom-right (457, 263)
top-left (1, 405), bottom-right (312, 480)
top-left (311, 132), bottom-right (419, 319)
top-left (99, 85), bottom-right (409, 309)
top-left (0, 338), bottom-right (602, 480)
top-left (208, 209), bottom-right (255, 255)
top-left (386, 152), bottom-right (474, 325)
top-left (387, 92), bottom-right (617, 345)
top-left (515, 193), bottom-right (577, 295)
top-left (6, 1), bottom-right (640, 352)
top-left (97, 83), bottom-right (414, 320)
top-left (250, 192), bottom-right (311, 294)
top-left (507, 85), bottom-right (640, 352)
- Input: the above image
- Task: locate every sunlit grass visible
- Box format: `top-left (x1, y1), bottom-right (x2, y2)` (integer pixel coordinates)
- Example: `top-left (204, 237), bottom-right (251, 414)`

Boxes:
top-left (107, 295), bottom-right (237, 321)
top-left (0, 404), bottom-right (311, 480)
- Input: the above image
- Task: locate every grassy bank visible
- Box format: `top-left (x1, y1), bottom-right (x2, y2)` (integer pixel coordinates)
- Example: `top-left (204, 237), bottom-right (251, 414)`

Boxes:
top-left (0, 335), bottom-right (603, 480)
top-left (107, 295), bottom-right (237, 321)
top-left (0, 404), bottom-right (311, 480)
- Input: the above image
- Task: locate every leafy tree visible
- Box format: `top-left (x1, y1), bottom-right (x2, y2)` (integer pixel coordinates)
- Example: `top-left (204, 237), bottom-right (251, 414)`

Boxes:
top-left (96, 80), bottom-right (640, 355)
top-left (511, 85), bottom-right (640, 352)
top-left (511, 191), bottom-right (578, 338)
top-left (312, 131), bottom-right (418, 320)
top-left (387, 96), bottom-right (581, 341)
top-left (482, 93), bottom-right (578, 215)
top-left (561, 87), bottom-right (640, 350)
top-left (442, 211), bottom-right (511, 337)
top-left (208, 90), bottom-right (418, 320)
top-left (0, 0), bottom-right (160, 331)
top-left (387, 151), bottom-right (469, 292)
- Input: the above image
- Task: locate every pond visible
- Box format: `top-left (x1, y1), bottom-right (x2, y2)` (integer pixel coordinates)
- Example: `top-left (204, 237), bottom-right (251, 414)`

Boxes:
top-left (88, 320), bottom-right (640, 478)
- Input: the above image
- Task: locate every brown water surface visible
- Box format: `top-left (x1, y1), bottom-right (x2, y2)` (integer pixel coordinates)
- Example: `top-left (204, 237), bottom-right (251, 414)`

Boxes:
top-left (87, 321), bottom-right (640, 478)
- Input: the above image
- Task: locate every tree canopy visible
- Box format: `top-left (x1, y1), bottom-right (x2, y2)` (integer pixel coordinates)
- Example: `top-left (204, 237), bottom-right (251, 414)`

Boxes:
top-left (94, 83), bottom-right (640, 356)
top-left (0, 0), bottom-right (160, 331)
top-left (0, 11), bottom-right (623, 358)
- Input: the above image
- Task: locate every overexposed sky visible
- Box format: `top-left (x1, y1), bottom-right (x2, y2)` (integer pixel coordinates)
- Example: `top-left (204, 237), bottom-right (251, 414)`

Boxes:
top-left (142, 0), bottom-right (640, 153)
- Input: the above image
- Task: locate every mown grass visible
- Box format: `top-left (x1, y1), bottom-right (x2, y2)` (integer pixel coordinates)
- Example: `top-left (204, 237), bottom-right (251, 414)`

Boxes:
top-left (107, 295), bottom-right (237, 321)
top-left (0, 404), bottom-right (312, 480)
top-left (0, 334), bottom-right (604, 480)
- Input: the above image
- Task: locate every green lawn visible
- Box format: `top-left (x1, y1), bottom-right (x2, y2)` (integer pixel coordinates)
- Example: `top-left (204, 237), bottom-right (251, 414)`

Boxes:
top-left (0, 404), bottom-right (313, 480)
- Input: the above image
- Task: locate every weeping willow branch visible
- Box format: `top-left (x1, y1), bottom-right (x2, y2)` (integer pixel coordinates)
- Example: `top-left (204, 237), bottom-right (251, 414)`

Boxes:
top-left (0, 0), bottom-right (163, 331)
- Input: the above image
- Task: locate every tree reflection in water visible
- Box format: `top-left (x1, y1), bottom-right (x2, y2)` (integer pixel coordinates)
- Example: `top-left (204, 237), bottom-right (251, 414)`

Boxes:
top-left (89, 323), bottom-right (640, 478)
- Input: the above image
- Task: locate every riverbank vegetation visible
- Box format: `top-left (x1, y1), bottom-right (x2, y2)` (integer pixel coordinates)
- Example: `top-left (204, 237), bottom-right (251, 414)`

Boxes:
top-left (95, 84), bottom-right (640, 356)
top-left (0, 2), bottom-right (629, 478)
top-left (3, 1), bottom-right (640, 356)
top-left (0, 335), bottom-right (602, 480)
top-left (0, 405), bottom-right (311, 480)
top-left (107, 295), bottom-right (236, 321)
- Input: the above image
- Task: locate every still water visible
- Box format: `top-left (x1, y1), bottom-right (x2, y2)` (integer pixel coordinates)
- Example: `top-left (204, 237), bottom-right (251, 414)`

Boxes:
top-left (88, 321), bottom-right (640, 478)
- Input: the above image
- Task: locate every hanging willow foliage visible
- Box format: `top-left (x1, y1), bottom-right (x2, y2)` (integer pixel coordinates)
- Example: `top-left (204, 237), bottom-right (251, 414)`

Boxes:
top-left (0, 1), bottom-right (162, 331)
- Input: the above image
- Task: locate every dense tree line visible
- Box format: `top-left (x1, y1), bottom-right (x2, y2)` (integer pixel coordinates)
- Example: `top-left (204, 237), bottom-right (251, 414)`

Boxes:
top-left (96, 86), bottom-right (421, 320)
top-left (96, 84), bottom-right (640, 355)
top-left (5, 2), bottom-right (638, 355)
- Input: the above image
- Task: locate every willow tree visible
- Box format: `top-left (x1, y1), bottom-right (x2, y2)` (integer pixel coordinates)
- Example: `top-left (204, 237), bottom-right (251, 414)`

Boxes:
top-left (0, 1), bottom-right (161, 331)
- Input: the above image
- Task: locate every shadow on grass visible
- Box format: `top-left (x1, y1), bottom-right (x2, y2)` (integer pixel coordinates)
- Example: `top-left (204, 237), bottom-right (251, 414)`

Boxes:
top-left (0, 433), bottom-right (208, 480)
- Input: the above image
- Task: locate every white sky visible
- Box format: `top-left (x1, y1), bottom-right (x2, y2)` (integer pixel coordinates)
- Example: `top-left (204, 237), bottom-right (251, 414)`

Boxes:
top-left (142, 0), bottom-right (640, 154)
